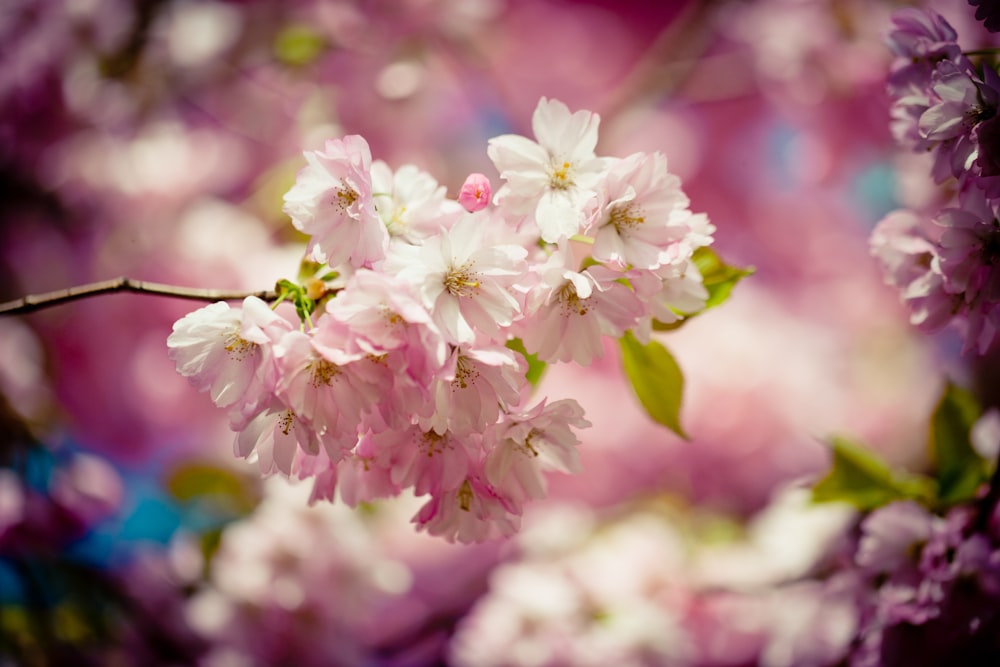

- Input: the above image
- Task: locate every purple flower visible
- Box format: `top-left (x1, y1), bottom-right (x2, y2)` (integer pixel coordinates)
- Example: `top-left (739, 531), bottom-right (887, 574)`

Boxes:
top-left (885, 8), bottom-right (961, 95)
top-left (969, 0), bottom-right (1000, 33)
top-left (856, 501), bottom-right (938, 574)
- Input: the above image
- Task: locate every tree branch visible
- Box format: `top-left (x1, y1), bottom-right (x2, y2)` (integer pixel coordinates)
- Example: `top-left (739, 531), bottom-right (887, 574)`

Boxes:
top-left (0, 277), bottom-right (277, 316)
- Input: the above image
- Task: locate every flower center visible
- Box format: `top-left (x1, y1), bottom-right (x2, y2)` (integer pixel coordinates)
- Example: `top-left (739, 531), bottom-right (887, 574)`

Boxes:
top-left (549, 160), bottom-right (574, 190)
top-left (331, 187), bottom-right (359, 212)
top-left (458, 480), bottom-right (473, 511)
top-left (278, 410), bottom-right (296, 436)
top-left (419, 431), bottom-right (449, 458)
top-left (223, 329), bottom-right (258, 361)
top-left (557, 282), bottom-right (590, 317)
top-left (609, 203), bottom-right (645, 232)
top-left (309, 358), bottom-right (341, 387)
top-left (452, 355), bottom-right (480, 390)
top-left (444, 261), bottom-right (481, 297)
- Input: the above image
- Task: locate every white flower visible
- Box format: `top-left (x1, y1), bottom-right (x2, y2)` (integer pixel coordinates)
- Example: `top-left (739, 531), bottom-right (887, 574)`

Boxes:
top-left (384, 213), bottom-right (527, 345)
top-left (370, 160), bottom-right (461, 243)
top-left (588, 152), bottom-right (692, 269)
top-left (167, 297), bottom-right (291, 419)
top-left (488, 97), bottom-right (607, 243)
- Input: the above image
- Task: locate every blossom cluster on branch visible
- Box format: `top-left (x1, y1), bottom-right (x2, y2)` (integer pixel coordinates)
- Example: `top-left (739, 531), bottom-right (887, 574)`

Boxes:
top-left (873, 7), bottom-right (1000, 353)
top-left (166, 97), bottom-right (716, 543)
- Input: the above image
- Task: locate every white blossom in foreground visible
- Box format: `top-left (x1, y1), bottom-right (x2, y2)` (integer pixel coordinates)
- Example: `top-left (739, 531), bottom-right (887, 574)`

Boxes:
top-left (588, 152), bottom-right (692, 269)
top-left (384, 213), bottom-right (528, 345)
top-left (167, 296), bottom-right (291, 421)
top-left (488, 97), bottom-right (607, 243)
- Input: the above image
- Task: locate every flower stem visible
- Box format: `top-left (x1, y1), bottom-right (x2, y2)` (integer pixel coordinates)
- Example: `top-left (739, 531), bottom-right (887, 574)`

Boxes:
top-left (0, 278), bottom-right (277, 316)
top-left (963, 49), bottom-right (1000, 57)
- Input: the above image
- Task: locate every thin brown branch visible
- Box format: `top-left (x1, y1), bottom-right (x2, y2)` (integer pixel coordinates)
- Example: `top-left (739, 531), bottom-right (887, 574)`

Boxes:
top-left (0, 277), bottom-right (277, 316)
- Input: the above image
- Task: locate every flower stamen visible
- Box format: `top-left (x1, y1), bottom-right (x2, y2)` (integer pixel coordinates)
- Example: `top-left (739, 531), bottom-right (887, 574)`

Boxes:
top-left (444, 262), bottom-right (482, 297)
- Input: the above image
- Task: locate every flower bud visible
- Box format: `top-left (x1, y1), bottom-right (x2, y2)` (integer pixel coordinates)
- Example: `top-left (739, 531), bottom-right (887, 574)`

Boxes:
top-left (458, 173), bottom-right (491, 212)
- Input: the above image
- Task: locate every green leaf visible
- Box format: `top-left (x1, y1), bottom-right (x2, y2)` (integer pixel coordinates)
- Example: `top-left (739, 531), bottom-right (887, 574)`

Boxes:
top-left (619, 331), bottom-right (687, 439)
top-left (693, 246), bottom-right (755, 310)
top-left (812, 436), bottom-right (935, 510)
top-left (650, 248), bottom-right (753, 331)
top-left (506, 338), bottom-right (547, 386)
top-left (274, 25), bottom-right (327, 67)
top-left (930, 382), bottom-right (987, 504)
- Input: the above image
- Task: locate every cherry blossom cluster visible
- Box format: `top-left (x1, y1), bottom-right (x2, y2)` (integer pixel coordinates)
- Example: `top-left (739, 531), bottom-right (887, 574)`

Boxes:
top-left (873, 8), bottom-right (1000, 353)
top-left (167, 97), bottom-right (714, 543)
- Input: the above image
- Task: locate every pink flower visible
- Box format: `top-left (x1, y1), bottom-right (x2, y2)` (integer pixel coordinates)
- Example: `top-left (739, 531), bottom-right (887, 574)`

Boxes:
top-left (274, 322), bottom-right (384, 461)
top-left (282, 135), bottom-right (388, 268)
top-left (325, 269), bottom-right (447, 389)
top-left (458, 173), bottom-right (492, 212)
top-left (422, 342), bottom-right (527, 436)
top-left (366, 424), bottom-right (478, 496)
top-left (484, 398), bottom-right (590, 505)
top-left (234, 397), bottom-right (318, 476)
top-left (520, 254), bottom-right (644, 365)
top-left (413, 474), bottom-right (520, 544)
top-left (632, 260), bottom-right (709, 335)
top-left (370, 160), bottom-right (461, 242)
top-left (334, 444), bottom-right (403, 507)
top-left (856, 501), bottom-right (939, 572)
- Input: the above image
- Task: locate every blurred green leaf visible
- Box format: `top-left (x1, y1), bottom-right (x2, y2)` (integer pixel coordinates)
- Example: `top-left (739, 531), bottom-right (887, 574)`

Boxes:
top-left (619, 331), bottom-right (687, 439)
top-left (274, 25), bottom-right (327, 67)
top-left (812, 436), bottom-right (935, 510)
top-left (506, 338), bottom-right (547, 386)
top-left (693, 246), bottom-right (755, 310)
top-left (165, 463), bottom-right (260, 520)
top-left (930, 382), bottom-right (987, 505)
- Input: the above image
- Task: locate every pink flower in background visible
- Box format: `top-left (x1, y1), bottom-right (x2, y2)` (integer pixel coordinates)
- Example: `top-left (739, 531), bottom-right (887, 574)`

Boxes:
top-left (458, 173), bottom-right (492, 212)
top-left (885, 8), bottom-right (961, 93)
top-left (935, 189), bottom-right (1000, 298)
top-left (856, 501), bottom-right (939, 573)
top-left (488, 97), bottom-right (606, 243)
top-left (282, 134), bottom-right (388, 268)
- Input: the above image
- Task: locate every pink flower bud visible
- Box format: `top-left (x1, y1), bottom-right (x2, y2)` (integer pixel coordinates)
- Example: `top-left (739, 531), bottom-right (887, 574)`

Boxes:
top-left (458, 173), bottom-right (491, 212)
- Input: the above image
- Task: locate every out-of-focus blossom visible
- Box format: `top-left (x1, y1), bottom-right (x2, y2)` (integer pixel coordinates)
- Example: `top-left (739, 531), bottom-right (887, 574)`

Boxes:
top-left (856, 500), bottom-right (939, 573)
